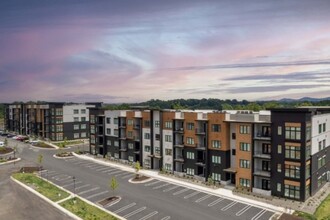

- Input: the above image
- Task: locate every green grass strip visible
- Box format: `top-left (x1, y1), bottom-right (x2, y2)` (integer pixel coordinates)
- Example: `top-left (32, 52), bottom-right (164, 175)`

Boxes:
top-left (54, 140), bottom-right (84, 147)
top-left (60, 197), bottom-right (118, 220)
top-left (314, 194), bottom-right (330, 220)
top-left (12, 173), bottom-right (70, 202)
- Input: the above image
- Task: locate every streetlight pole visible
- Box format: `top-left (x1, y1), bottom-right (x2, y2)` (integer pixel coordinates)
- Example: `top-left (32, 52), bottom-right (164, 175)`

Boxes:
top-left (73, 176), bottom-right (76, 195)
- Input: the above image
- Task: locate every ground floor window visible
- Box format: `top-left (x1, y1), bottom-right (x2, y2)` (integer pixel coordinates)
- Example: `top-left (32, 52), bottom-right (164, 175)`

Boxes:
top-left (114, 153), bottom-right (119, 159)
top-left (128, 156), bottom-right (134, 162)
top-left (284, 185), bottom-right (300, 199)
top-left (74, 133), bottom-right (79, 139)
top-left (164, 163), bottom-right (172, 171)
top-left (239, 178), bottom-right (250, 187)
top-left (144, 159), bottom-right (151, 168)
top-left (80, 132), bottom-right (86, 138)
top-left (187, 168), bottom-right (194, 176)
top-left (211, 173), bottom-right (221, 182)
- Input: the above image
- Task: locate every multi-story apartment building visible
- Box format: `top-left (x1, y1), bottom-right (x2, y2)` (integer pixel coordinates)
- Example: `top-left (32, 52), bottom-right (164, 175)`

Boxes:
top-left (4, 102), bottom-right (101, 141)
top-left (89, 107), bottom-right (330, 201)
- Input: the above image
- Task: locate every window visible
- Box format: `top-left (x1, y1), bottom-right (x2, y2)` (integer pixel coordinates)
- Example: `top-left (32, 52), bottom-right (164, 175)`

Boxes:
top-left (306, 144), bottom-right (311, 159)
top-left (114, 129), bottom-right (118, 136)
top-left (90, 135), bottom-right (95, 144)
top-left (240, 125), bottom-right (250, 134)
top-left (106, 128), bottom-right (111, 135)
top-left (319, 140), bottom-right (326, 151)
top-left (306, 164), bottom-right (310, 179)
top-left (239, 159), bottom-right (250, 168)
top-left (187, 152), bottom-right (195, 159)
top-left (232, 133), bottom-right (236, 139)
top-left (187, 168), bottom-right (194, 176)
top-left (323, 123), bottom-right (326, 132)
top-left (262, 161), bottom-right (271, 171)
top-left (165, 135), bottom-right (172, 142)
top-left (81, 109), bottom-right (86, 114)
top-left (262, 143), bottom-right (271, 154)
top-left (144, 120), bottom-right (150, 127)
top-left (106, 117), bottom-right (111, 124)
top-left (144, 145), bottom-right (151, 152)
top-left (113, 118), bottom-right (118, 124)
top-left (165, 121), bottom-right (172, 129)
top-left (56, 125), bottom-right (63, 132)
top-left (186, 137), bottom-right (194, 145)
top-left (278, 126), bottom-right (282, 135)
top-left (285, 164), bottom-right (300, 178)
top-left (319, 124), bottom-right (322, 133)
top-left (155, 134), bottom-right (160, 141)
top-left (144, 159), bottom-right (151, 168)
top-left (56, 108), bottom-right (63, 116)
top-left (90, 115), bottom-right (95, 123)
top-left (127, 119), bottom-right (133, 126)
top-left (127, 131), bottom-right (133, 138)
top-left (128, 156), bottom-right (134, 162)
top-left (74, 133), bottom-right (79, 138)
top-left (278, 145), bottom-right (282, 154)
top-left (277, 164), bottom-right (282, 172)
top-left (107, 140), bottom-right (111, 146)
top-left (211, 155), bottom-right (221, 164)
top-left (81, 117), bottom-right (86, 122)
top-left (211, 124), bottom-right (221, 132)
top-left (73, 109), bottom-right (79, 114)
top-left (74, 124), bottom-right (79, 130)
top-left (212, 173), bottom-right (221, 182)
top-left (318, 155), bottom-right (326, 169)
top-left (155, 147), bottom-right (161, 155)
top-left (165, 149), bottom-right (172, 155)
top-left (81, 132), bottom-right (86, 138)
top-left (285, 126), bottom-right (301, 140)
top-left (186, 122), bottom-right (194, 130)
top-left (285, 145), bottom-right (301, 159)
top-left (56, 118), bottom-right (63, 124)
top-left (306, 126), bottom-right (311, 140)
top-left (212, 140), bottom-right (221, 148)
top-left (80, 124), bottom-right (86, 129)
top-left (128, 143), bottom-right (134, 149)
top-left (318, 172), bottom-right (327, 187)
top-left (144, 133), bottom-right (150, 139)
top-left (284, 185), bottom-right (300, 199)
top-left (155, 121), bottom-right (160, 127)
top-left (240, 142), bottom-right (250, 151)
top-left (114, 141), bottom-right (119, 147)
top-left (239, 178), bottom-right (250, 187)
top-left (90, 125), bottom-right (95, 134)
top-left (74, 117), bottom-right (79, 122)
top-left (56, 133), bottom-right (63, 141)
top-left (232, 149), bottom-right (236, 156)
top-left (164, 163), bottom-right (172, 171)
top-left (277, 183), bottom-right (281, 192)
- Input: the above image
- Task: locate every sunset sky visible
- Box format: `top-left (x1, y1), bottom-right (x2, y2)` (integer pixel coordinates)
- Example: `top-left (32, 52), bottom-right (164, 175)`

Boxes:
top-left (1, 0), bottom-right (330, 103)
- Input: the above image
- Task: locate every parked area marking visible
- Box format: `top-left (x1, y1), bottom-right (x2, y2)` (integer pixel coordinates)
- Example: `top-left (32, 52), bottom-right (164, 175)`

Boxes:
top-left (95, 167), bottom-right (110, 172)
top-left (145, 180), bottom-right (161, 186)
top-left (221, 201), bottom-right (237, 211)
top-left (184, 191), bottom-right (200, 199)
top-left (114, 203), bottom-right (137, 214)
top-left (195, 194), bottom-right (212, 203)
top-left (138, 211), bottom-right (158, 220)
top-left (122, 174), bottom-right (133, 179)
top-left (86, 190), bottom-right (109, 199)
top-left (173, 188), bottom-right (189, 195)
top-left (62, 181), bottom-right (82, 188)
top-left (75, 184), bottom-right (91, 190)
top-left (161, 216), bottom-right (171, 220)
top-left (123, 207), bottom-right (146, 218)
top-left (236, 205), bottom-right (251, 216)
top-left (78, 187), bottom-right (100, 195)
top-left (251, 209), bottom-right (267, 220)
top-left (208, 197), bottom-right (224, 207)
top-left (153, 183), bottom-right (170, 190)
top-left (163, 185), bottom-right (180, 192)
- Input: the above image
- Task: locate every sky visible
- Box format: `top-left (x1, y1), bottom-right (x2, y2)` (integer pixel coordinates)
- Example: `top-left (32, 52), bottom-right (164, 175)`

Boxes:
top-left (1, 0), bottom-right (330, 103)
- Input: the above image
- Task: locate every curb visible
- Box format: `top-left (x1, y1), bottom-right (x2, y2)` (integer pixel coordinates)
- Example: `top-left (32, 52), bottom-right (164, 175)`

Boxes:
top-left (11, 174), bottom-right (125, 220)
top-left (53, 154), bottom-right (74, 159)
top-left (0, 158), bottom-right (21, 166)
top-left (30, 145), bottom-right (57, 150)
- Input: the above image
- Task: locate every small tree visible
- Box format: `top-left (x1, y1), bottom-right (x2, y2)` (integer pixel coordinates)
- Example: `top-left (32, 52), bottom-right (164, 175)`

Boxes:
top-left (13, 144), bottom-right (18, 158)
top-left (207, 175), bottom-right (214, 186)
top-left (37, 154), bottom-right (43, 171)
top-left (61, 137), bottom-right (68, 148)
top-left (135, 161), bottom-right (141, 178)
top-left (109, 176), bottom-right (119, 197)
top-left (4, 138), bottom-right (8, 148)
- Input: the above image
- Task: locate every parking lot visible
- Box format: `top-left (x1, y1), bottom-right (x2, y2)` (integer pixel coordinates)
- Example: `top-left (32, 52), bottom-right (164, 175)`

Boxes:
top-left (43, 157), bottom-right (275, 220)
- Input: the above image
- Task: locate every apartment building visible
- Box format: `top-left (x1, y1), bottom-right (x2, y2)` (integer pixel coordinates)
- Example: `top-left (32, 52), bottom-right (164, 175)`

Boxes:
top-left (4, 102), bottom-right (101, 141)
top-left (89, 107), bottom-right (330, 201)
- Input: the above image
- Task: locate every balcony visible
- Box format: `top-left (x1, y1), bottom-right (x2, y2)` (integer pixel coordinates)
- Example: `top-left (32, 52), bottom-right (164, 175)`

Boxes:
top-left (253, 151), bottom-right (271, 159)
top-left (174, 127), bottom-right (184, 133)
top-left (196, 144), bottom-right (206, 150)
top-left (195, 128), bottom-right (206, 135)
top-left (119, 135), bottom-right (126, 140)
top-left (119, 147), bottom-right (127, 152)
top-left (134, 150), bottom-right (140, 154)
top-left (253, 170), bottom-right (271, 178)
top-left (174, 156), bottom-right (184, 163)
top-left (195, 159), bottom-right (206, 166)
top-left (119, 123), bottom-right (126, 128)
top-left (254, 133), bottom-right (271, 141)
top-left (133, 124), bottom-right (141, 130)
top-left (174, 143), bottom-right (184, 148)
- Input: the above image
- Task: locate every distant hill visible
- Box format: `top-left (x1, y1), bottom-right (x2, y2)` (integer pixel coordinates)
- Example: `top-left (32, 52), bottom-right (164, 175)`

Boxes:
top-left (279, 97), bottom-right (330, 102)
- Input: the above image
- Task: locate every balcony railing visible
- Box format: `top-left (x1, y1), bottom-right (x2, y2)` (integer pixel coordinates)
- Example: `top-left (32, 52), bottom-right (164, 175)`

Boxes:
top-left (254, 133), bottom-right (271, 140)
top-left (133, 124), bottom-right (141, 130)
top-left (174, 156), bottom-right (184, 163)
top-left (174, 143), bottom-right (184, 148)
top-left (196, 159), bottom-right (206, 166)
top-left (195, 128), bottom-right (206, 135)
top-left (253, 170), bottom-right (271, 177)
top-left (174, 127), bottom-right (184, 133)
top-left (253, 151), bottom-right (271, 159)
top-left (196, 144), bottom-right (206, 150)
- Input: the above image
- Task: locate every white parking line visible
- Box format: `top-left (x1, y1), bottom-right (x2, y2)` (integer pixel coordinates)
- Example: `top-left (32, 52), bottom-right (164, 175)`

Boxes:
top-left (56, 176), bottom-right (72, 182)
top-left (114, 202), bottom-right (136, 214)
top-left (195, 194), bottom-right (212, 203)
top-left (121, 174), bottom-right (134, 179)
top-left (78, 187), bottom-right (100, 195)
top-left (184, 191), bottom-right (200, 199)
top-left (95, 167), bottom-right (109, 172)
top-left (108, 170), bottom-right (122, 175)
top-left (75, 184), bottom-right (91, 190)
top-left (221, 201), bottom-right (237, 211)
top-left (163, 185), bottom-right (179, 192)
top-left (138, 211), bottom-right (158, 220)
top-left (48, 172), bottom-right (60, 177)
top-left (81, 163), bottom-right (95, 167)
top-left (123, 207), bottom-right (146, 218)
top-left (72, 161), bottom-right (85, 165)
top-left (86, 190), bottom-right (109, 199)
top-left (251, 209), bottom-right (267, 220)
top-left (173, 188), bottom-right (189, 195)
top-left (62, 181), bottom-right (82, 188)
top-left (86, 164), bottom-right (102, 169)
top-left (65, 158), bottom-right (76, 162)
top-left (153, 183), bottom-right (170, 190)
top-left (102, 168), bottom-right (117, 173)
top-left (60, 178), bottom-right (75, 184)
top-left (145, 180), bottom-right (161, 186)
top-left (161, 216), bottom-right (171, 220)
top-left (208, 197), bottom-right (224, 207)
top-left (236, 205), bottom-right (251, 216)
top-left (115, 172), bottom-right (129, 177)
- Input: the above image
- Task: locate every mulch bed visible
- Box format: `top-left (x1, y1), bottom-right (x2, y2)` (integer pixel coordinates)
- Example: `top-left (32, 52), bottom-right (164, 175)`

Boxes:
top-left (33, 142), bottom-right (55, 148)
top-left (19, 167), bottom-right (41, 173)
top-left (131, 175), bottom-right (150, 182)
top-left (99, 196), bottom-right (120, 206)
top-left (56, 152), bottom-right (73, 157)
top-left (0, 147), bottom-right (14, 154)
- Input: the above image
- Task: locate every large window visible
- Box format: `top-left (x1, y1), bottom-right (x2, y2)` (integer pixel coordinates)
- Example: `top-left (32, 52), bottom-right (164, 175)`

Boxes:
top-left (164, 163), bottom-right (172, 171)
top-left (74, 124), bottom-right (79, 130)
top-left (73, 117), bottom-right (79, 122)
top-left (186, 137), bottom-right (194, 145)
top-left (56, 125), bottom-right (63, 132)
top-left (165, 149), bottom-right (172, 155)
top-left (240, 142), bottom-right (250, 151)
top-left (80, 124), bottom-right (87, 129)
top-left (186, 122), bottom-right (194, 130)
top-left (240, 125), bottom-right (250, 134)
top-left (284, 185), bottom-right (300, 199)
top-left (262, 161), bottom-right (271, 171)
top-left (212, 173), bottom-right (221, 182)
top-left (155, 121), bottom-right (160, 127)
top-left (285, 164), bottom-right (300, 178)
top-left (211, 155), bottom-right (221, 164)
top-left (319, 124), bottom-right (322, 134)
top-left (81, 132), bottom-right (86, 138)
top-left (306, 163), bottom-right (310, 179)
top-left (285, 126), bottom-right (301, 140)
top-left (128, 143), bottom-right (134, 149)
top-left (127, 131), bottom-right (133, 138)
top-left (239, 159), bottom-right (250, 168)
top-left (211, 124), bottom-right (221, 132)
top-left (211, 140), bottom-right (221, 148)
top-left (306, 126), bottom-right (311, 140)
top-left (74, 133), bottom-right (79, 138)
top-left (285, 145), bottom-right (301, 159)
top-left (187, 168), bottom-right (194, 176)
top-left (81, 117), bottom-right (86, 122)
top-left (113, 118), bottom-right (118, 125)
top-left (318, 155), bottom-right (326, 169)
top-left (73, 109), bottom-right (79, 114)
top-left (165, 121), bottom-right (172, 129)
top-left (144, 120), bottom-right (150, 127)
top-left (144, 133), bottom-right (150, 139)
top-left (187, 152), bottom-right (195, 159)
top-left (127, 119), bottom-right (133, 125)
top-left (144, 145), bottom-right (151, 152)
top-left (106, 128), bottom-right (111, 135)
top-left (81, 109), bottom-right (86, 114)
top-left (262, 143), bottom-right (271, 154)
top-left (106, 117), bottom-right (111, 124)
top-left (165, 135), bottom-right (172, 142)
top-left (239, 178), bottom-right (250, 187)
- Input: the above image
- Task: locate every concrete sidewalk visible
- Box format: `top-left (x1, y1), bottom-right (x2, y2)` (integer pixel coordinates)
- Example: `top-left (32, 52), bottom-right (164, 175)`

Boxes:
top-left (73, 153), bottom-right (292, 215)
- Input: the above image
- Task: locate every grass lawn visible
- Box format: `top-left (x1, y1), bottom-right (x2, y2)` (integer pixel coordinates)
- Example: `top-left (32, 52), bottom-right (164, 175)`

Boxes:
top-left (60, 197), bottom-right (118, 220)
top-left (294, 194), bottom-right (330, 220)
top-left (34, 142), bottom-right (55, 148)
top-left (54, 140), bottom-right (84, 147)
top-left (12, 173), bottom-right (70, 202)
